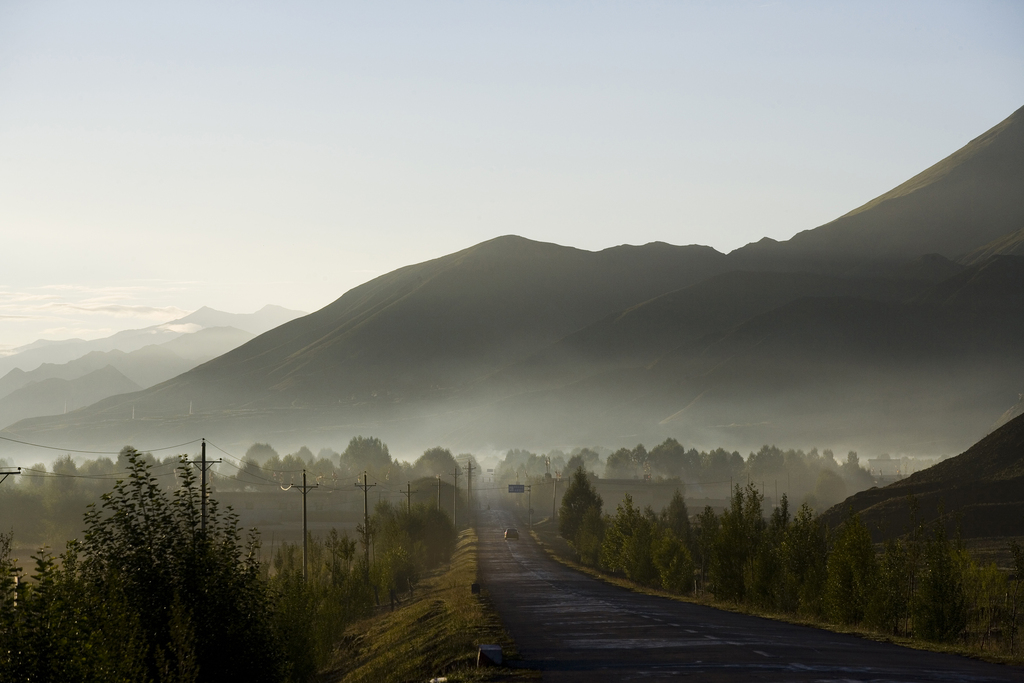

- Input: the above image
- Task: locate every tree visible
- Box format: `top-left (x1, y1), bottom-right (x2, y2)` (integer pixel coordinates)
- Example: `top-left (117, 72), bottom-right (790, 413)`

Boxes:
top-left (412, 447), bottom-right (457, 478)
top-left (600, 495), bottom-right (658, 585)
top-left (660, 489), bottom-right (691, 549)
top-left (782, 502), bottom-right (828, 616)
top-left (648, 438), bottom-right (685, 478)
top-left (653, 532), bottom-right (694, 594)
top-left (751, 494), bottom-right (789, 609)
top-left (868, 539), bottom-right (910, 635)
top-left (559, 467), bottom-right (603, 550)
top-left (341, 436), bottom-right (392, 472)
top-left (695, 506), bottom-right (719, 595)
top-left (604, 448), bottom-right (635, 479)
top-left (245, 442), bottom-right (279, 462)
top-left (814, 470), bottom-right (847, 509)
top-left (825, 511), bottom-right (876, 624)
top-left (914, 521), bottom-right (966, 643)
top-left (1, 450), bottom-right (285, 682)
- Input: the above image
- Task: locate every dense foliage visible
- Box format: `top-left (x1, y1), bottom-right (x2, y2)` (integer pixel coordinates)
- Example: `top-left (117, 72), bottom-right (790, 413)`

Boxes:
top-left (559, 479), bottom-right (1024, 655)
top-left (0, 448), bottom-right (461, 682)
top-left (1, 449), bottom-right (282, 682)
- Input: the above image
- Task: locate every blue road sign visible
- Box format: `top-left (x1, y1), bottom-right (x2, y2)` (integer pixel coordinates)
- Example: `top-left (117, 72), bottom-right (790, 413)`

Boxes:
top-left (508, 484), bottom-right (525, 493)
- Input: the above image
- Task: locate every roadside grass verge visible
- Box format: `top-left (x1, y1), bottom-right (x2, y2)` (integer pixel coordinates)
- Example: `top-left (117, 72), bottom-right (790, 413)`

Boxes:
top-left (528, 517), bottom-right (1024, 669)
top-left (320, 528), bottom-right (537, 683)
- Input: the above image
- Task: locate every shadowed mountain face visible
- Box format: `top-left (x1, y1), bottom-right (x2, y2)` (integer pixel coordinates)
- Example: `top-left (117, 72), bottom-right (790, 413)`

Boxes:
top-left (819, 413), bottom-right (1024, 540)
top-left (2, 107), bottom-right (1023, 456)
top-left (960, 226), bottom-right (1024, 265)
top-left (473, 257), bottom-right (1024, 454)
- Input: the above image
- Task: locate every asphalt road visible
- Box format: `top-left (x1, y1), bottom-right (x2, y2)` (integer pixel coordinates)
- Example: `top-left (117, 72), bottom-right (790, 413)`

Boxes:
top-left (477, 509), bottom-right (1023, 682)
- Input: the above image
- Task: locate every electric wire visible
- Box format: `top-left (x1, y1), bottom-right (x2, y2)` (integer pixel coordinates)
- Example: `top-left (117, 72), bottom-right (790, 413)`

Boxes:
top-left (0, 434), bottom-right (202, 455)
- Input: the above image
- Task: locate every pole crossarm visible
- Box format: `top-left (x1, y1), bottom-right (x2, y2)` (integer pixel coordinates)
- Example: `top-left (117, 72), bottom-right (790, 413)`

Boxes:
top-left (0, 467), bottom-right (20, 485)
top-left (183, 439), bottom-right (221, 535)
top-left (403, 482), bottom-right (418, 514)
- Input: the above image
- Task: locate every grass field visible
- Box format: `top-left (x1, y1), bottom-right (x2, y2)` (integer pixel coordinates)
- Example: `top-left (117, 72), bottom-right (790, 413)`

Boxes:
top-left (319, 528), bottom-right (537, 683)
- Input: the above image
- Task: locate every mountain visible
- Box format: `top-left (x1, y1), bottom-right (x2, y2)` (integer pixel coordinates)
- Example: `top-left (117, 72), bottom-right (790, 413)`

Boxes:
top-left (819, 412), bottom-right (1024, 540)
top-left (488, 270), bottom-right (926, 395)
top-left (959, 226), bottom-right (1024, 266)
top-left (166, 305), bottom-right (307, 336)
top-left (0, 237), bottom-right (729, 449)
top-left (2, 108), bottom-right (1022, 456)
top-left (0, 305), bottom-right (304, 376)
top-left (472, 256), bottom-right (1024, 454)
top-left (0, 327), bottom-right (255, 399)
top-left (0, 365), bottom-right (141, 430)
top-left (728, 105), bottom-right (1024, 272)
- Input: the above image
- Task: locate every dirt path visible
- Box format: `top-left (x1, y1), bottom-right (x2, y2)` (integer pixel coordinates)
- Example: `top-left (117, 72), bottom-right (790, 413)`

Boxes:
top-left (477, 509), bottom-right (1022, 682)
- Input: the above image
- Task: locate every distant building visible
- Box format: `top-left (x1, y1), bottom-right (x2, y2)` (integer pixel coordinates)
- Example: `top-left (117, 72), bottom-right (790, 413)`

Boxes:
top-left (868, 456), bottom-right (901, 482)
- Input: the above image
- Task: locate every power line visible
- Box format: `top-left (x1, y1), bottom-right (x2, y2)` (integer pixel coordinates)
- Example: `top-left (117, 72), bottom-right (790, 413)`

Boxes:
top-left (0, 434), bottom-right (201, 454)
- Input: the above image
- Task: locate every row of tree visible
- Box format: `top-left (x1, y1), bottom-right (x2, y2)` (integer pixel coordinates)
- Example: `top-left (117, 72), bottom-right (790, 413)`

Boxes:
top-left (498, 439), bottom-right (883, 512)
top-left (0, 449), bottom-right (459, 682)
top-left (558, 468), bottom-right (1024, 654)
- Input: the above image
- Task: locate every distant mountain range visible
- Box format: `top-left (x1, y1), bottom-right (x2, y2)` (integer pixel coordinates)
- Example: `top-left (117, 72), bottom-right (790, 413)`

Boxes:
top-left (0, 305), bottom-right (304, 376)
top-left (2, 106), bottom-right (1022, 458)
top-left (0, 306), bottom-right (304, 432)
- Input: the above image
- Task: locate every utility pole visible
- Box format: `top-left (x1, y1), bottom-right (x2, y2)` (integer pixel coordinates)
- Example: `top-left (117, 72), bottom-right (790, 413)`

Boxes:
top-left (282, 470), bottom-right (318, 580)
top-left (436, 475), bottom-right (441, 511)
top-left (450, 465), bottom-right (461, 529)
top-left (464, 459), bottom-right (475, 524)
top-left (0, 467), bottom-right (20, 485)
top-left (355, 472), bottom-right (376, 575)
top-left (403, 482), bottom-right (417, 514)
top-left (552, 470), bottom-right (561, 522)
top-left (527, 484), bottom-right (532, 530)
top-left (186, 439), bottom-right (221, 535)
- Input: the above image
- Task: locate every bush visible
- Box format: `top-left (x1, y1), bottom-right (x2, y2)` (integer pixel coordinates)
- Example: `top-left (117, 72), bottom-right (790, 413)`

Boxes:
top-left (0, 449), bottom-right (285, 683)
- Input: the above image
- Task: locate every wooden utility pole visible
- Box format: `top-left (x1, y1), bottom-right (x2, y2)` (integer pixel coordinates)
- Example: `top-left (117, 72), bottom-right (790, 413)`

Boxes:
top-left (450, 465), bottom-right (461, 529)
top-left (552, 470), bottom-right (561, 522)
top-left (403, 482), bottom-right (417, 514)
top-left (355, 472), bottom-right (376, 574)
top-left (526, 484), bottom-right (532, 530)
top-left (436, 475), bottom-right (441, 510)
top-left (464, 459), bottom-right (475, 524)
top-left (187, 439), bottom-right (220, 535)
top-left (283, 470), bottom-right (318, 580)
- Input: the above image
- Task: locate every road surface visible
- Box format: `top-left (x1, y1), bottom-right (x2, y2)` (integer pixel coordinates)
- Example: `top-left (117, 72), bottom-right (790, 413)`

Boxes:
top-left (477, 509), bottom-right (1023, 682)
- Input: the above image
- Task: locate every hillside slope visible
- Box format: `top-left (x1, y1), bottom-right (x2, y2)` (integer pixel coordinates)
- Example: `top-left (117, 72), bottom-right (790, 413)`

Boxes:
top-left (1, 237), bottom-right (728, 449)
top-left (820, 413), bottom-right (1024, 540)
top-left (729, 105), bottom-right (1024, 271)
top-left (470, 256), bottom-right (1024, 453)
top-left (0, 365), bottom-right (141, 430)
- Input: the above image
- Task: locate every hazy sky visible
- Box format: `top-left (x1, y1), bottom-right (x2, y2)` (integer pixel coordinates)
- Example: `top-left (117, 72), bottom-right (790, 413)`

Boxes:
top-left (1, 1), bottom-right (1022, 349)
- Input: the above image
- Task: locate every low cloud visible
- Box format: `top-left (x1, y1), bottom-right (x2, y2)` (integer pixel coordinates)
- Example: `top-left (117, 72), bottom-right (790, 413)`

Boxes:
top-left (157, 323), bottom-right (203, 334)
top-left (38, 303), bottom-right (189, 319)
